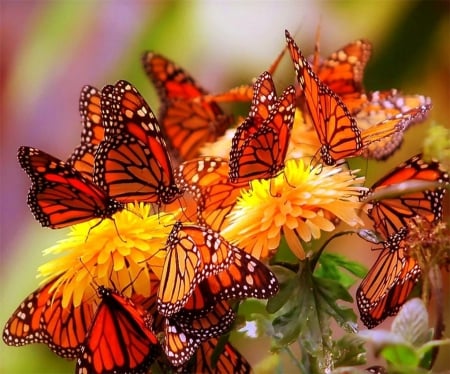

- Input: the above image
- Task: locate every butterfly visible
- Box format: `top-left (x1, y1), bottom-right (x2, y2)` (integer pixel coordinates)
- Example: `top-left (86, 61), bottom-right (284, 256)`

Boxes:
top-left (163, 302), bottom-right (236, 367)
top-left (178, 247), bottom-right (280, 321)
top-left (68, 85), bottom-right (105, 179)
top-left (157, 222), bottom-right (236, 316)
top-left (300, 33), bottom-right (432, 161)
top-left (3, 277), bottom-right (95, 359)
top-left (93, 80), bottom-right (181, 206)
top-left (312, 38), bottom-right (372, 109)
top-left (357, 228), bottom-right (421, 328)
top-left (18, 146), bottom-right (124, 228)
top-left (229, 71), bottom-right (296, 184)
top-left (285, 30), bottom-right (429, 166)
top-left (76, 286), bottom-right (160, 374)
top-left (355, 89), bottom-right (432, 160)
top-left (357, 154), bottom-right (449, 328)
top-left (175, 157), bottom-right (244, 231)
top-left (187, 338), bottom-right (252, 374)
top-left (142, 52), bottom-right (234, 161)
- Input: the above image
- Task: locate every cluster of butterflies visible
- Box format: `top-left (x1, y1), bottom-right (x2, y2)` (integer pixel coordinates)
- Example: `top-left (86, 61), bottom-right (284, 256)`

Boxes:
top-left (3, 29), bottom-right (449, 373)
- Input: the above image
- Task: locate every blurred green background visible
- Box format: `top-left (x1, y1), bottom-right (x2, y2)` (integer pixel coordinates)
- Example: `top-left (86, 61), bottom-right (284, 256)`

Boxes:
top-left (1, 1), bottom-right (449, 372)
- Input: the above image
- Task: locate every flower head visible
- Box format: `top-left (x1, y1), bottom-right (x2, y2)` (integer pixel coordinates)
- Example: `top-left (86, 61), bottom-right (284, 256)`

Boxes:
top-left (221, 159), bottom-right (366, 260)
top-left (38, 203), bottom-right (175, 307)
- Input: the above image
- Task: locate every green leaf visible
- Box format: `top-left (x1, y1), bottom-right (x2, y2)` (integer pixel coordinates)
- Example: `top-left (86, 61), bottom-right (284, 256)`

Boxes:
top-left (381, 344), bottom-right (420, 367)
top-left (267, 265), bottom-right (298, 313)
top-left (315, 253), bottom-right (367, 289)
top-left (332, 334), bottom-right (367, 367)
top-left (271, 259), bottom-right (357, 366)
top-left (391, 298), bottom-right (430, 347)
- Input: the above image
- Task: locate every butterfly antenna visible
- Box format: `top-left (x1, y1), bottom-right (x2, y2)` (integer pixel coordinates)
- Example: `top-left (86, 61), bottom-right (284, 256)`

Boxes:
top-left (312, 18), bottom-right (323, 71)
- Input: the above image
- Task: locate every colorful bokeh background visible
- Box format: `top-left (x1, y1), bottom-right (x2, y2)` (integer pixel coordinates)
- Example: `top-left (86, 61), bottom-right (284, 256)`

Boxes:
top-left (1, 1), bottom-right (449, 372)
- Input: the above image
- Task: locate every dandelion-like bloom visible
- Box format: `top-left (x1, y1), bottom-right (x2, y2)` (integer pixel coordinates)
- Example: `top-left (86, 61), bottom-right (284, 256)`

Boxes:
top-left (38, 203), bottom-right (176, 307)
top-left (221, 159), bottom-right (366, 260)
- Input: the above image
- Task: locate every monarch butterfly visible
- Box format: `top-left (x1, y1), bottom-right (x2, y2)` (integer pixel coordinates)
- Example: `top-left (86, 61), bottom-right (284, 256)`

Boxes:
top-left (68, 85), bottom-right (105, 179)
top-left (365, 154), bottom-right (448, 239)
top-left (18, 146), bottom-right (124, 228)
top-left (163, 302), bottom-right (236, 367)
top-left (357, 229), bottom-right (422, 328)
top-left (285, 30), bottom-right (428, 166)
top-left (142, 52), bottom-right (234, 161)
top-left (179, 247), bottom-right (280, 321)
top-left (157, 222), bottom-right (236, 316)
top-left (76, 286), bottom-right (160, 374)
top-left (187, 338), bottom-right (252, 374)
top-left (229, 71), bottom-right (296, 184)
top-left (312, 38), bottom-right (372, 110)
top-left (93, 80), bottom-right (181, 205)
top-left (175, 157), bottom-right (244, 231)
top-left (356, 89), bottom-right (432, 160)
top-left (3, 277), bottom-right (95, 359)
top-left (357, 154), bottom-right (449, 328)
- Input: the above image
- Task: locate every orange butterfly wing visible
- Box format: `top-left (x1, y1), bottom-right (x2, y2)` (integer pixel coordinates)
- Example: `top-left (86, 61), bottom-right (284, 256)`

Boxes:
top-left (18, 146), bottom-right (123, 228)
top-left (76, 286), bottom-right (159, 374)
top-left (357, 229), bottom-right (421, 328)
top-left (189, 338), bottom-right (252, 374)
top-left (3, 278), bottom-right (95, 358)
top-left (356, 90), bottom-right (432, 160)
top-left (164, 302), bottom-right (235, 367)
top-left (157, 223), bottom-right (235, 316)
top-left (358, 154), bottom-right (448, 328)
top-left (315, 39), bottom-right (372, 111)
top-left (94, 80), bottom-right (181, 205)
top-left (142, 52), bottom-right (233, 160)
top-left (68, 85), bottom-right (105, 179)
top-left (176, 157), bottom-right (244, 231)
top-left (367, 154), bottom-right (448, 239)
top-left (229, 71), bottom-right (296, 183)
top-left (285, 30), bottom-right (362, 165)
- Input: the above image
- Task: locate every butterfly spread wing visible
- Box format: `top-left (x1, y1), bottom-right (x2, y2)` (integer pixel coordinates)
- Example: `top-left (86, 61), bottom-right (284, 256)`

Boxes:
top-left (3, 278), bottom-right (94, 358)
top-left (18, 146), bottom-right (122, 228)
top-left (142, 52), bottom-right (233, 160)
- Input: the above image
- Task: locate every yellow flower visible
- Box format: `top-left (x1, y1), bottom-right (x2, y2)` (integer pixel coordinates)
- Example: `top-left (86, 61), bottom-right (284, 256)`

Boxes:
top-left (221, 159), bottom-right (366, 260)
top-left (38, 203), bottom-right (175, 307)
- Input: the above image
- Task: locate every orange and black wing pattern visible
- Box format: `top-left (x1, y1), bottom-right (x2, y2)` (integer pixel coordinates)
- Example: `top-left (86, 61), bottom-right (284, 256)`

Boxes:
top-left (3, 278), bottom-right (95, 359)
top-left (357, 229), bottom-right (421, 328)
top-left (366, 154), bottom-right (449, 239)
top-left (157, 223), bottom-right (235, 316)
top-left (175, 157), bottom-right (244, 231)
top-left (76, 286), bottom-right (159, 374)
top-left (68, 85), bottom-right (105, 179)
top-left (229, 71), bottom-right (296, 183)
top-left (142, 52), bottom-right (233, 161)
top-left (93, 80), bottom-right (181, 205)
top-left (188, 338), bottom-right (252, 374)
top-left (18, 146), bottom-right (123, 228)
top-left (285, 30), bottom-right (362, 166)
